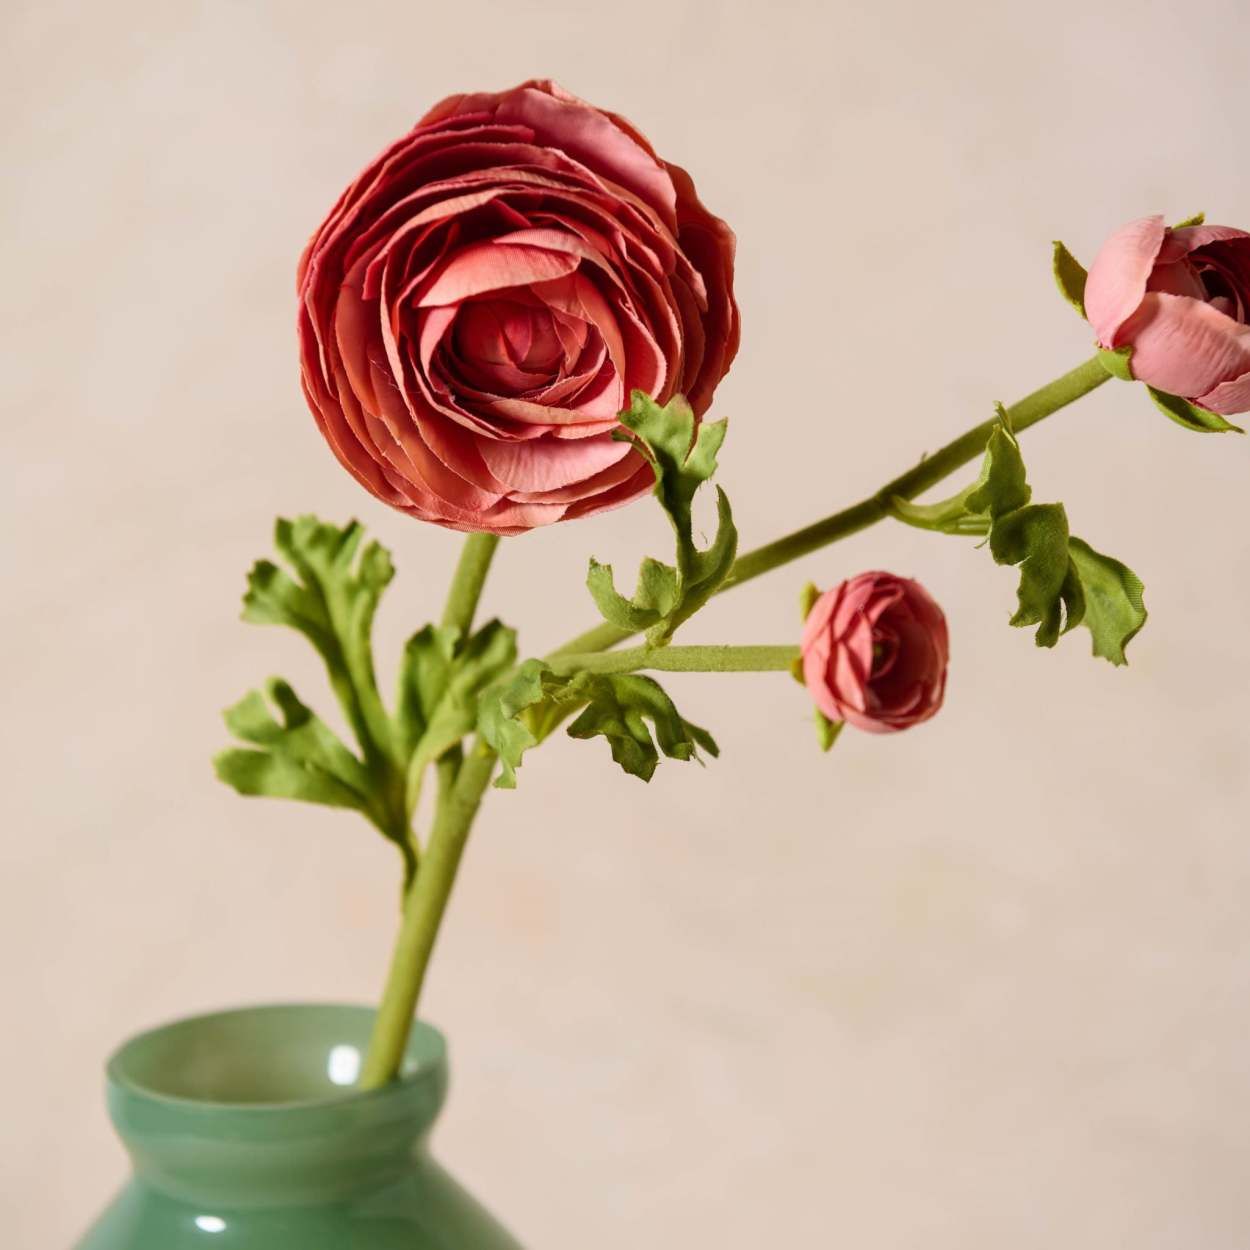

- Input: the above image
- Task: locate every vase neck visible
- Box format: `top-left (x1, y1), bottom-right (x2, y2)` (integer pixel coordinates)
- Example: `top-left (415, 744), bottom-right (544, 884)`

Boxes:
top-left (105, 1004), bottom-right (447, 1207)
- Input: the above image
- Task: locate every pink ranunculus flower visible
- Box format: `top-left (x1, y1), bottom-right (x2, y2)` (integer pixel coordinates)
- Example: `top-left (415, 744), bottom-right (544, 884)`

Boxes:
top-left (1085, 215), bottom-right (1250, 416)
top-left (801, 572), bottom-right (949, 734)
top-left (297, 80), bottom-right (740, 535)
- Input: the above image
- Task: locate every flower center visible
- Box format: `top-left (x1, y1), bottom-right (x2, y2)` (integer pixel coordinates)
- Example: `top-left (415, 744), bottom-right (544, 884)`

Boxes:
top-left (1198, 265), bottom-right (1246, 323)
top-left (870, 629), bottom-right (900, 679)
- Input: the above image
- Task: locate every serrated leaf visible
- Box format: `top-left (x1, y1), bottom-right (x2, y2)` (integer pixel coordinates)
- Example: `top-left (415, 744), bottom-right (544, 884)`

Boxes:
top-left (586, 558), bottom-right (667, 632)
top-left (1148, 387), bottom-right (1244, 434)
top-left (214, 749), bottom-right (371, 813)
top-left (240, 516), bottom-right (396, 767)
top-left (964, 421), bottom-right (1032, 516)
top-left (892, 418), bottom-right (1147, 663)
top-left (214, 677), bottom-right (386, 827)
top-left (588, 392), bottom-right (739, 647)
top-left (402, 619), bottom-right (517, 810)
top-left (988, 502), bottom-right (1083, 647)
top-left (1052, 240), bottom-right (1089, 317)
top-left (477, 659), bottom-right (554, 789)
top-left (218, 516), bottom-right (521, 877)
top-left (565, 673), bottom-right (717, 782)
top-left (1067, 538), bottom-right (1147, 665)
top-left (1098, 345), bottom-right (1135, 381)
top-left (479, 661), bottom-right (717, 788)
top-left (393, 625), bottom-right (459, 759)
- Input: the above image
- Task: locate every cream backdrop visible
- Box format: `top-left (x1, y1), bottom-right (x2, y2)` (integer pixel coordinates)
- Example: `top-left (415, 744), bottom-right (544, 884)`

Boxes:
top-left (5, 1), bottom-right (1250, 1246)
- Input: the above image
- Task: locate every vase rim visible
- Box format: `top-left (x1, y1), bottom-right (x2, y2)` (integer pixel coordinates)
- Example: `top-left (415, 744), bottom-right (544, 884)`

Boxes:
top-left (106, 1001), bottom-right (445, 1115)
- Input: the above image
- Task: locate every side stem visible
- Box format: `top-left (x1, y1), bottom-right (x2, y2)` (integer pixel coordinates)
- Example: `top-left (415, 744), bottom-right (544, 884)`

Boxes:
top-left (548, 645), bottom-right (798, 677)
top-left (549, 356), bottom-right (1110, 658)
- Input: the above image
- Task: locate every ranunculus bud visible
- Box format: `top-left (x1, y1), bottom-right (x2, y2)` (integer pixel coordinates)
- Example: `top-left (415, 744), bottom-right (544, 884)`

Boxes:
top-left (297, 80), bottom-right (740, 535)
top-left (1085, 215), bottom-right (1250, 416)
top-left (800, 572), bottom-right (949, 734)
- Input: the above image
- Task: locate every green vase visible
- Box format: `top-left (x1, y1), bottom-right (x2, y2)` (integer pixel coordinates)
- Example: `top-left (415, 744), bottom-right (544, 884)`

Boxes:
top-left (74, 1003), bottom-right (525, 1249)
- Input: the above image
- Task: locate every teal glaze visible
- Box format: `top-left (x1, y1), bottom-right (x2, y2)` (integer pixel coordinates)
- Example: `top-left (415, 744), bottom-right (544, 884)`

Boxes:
top-left (74, 1004), bottom-right (525, 1249)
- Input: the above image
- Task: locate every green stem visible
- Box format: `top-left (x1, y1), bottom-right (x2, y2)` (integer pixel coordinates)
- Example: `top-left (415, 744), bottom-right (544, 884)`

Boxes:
top-left (441, 533), bottom-right (501, 636)
top-left (548, 644), bottom-right (798, 677)
top-left (548, 356), bottom-right (1110, 658)
top-left (358, 739), bottom-right (498, 1089)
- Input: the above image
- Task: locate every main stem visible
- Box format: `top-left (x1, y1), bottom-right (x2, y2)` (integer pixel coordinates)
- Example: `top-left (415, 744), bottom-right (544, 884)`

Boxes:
top-left (358, 532), bottom-right (500, 1088)
top-left (549, 356), bottom-right (1111, 658)
top-left (441, 532), bottom-right (501, 635)
top-left (358, 741), bottom-right (497, 1089)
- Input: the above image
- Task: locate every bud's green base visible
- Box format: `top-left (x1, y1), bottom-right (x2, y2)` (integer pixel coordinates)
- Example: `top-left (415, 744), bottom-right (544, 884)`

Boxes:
top-left (74, 1004), bottom-right (524, 1250)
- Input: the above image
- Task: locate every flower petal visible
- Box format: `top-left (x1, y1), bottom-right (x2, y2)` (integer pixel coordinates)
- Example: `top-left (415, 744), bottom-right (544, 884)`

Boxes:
top-left (1195, 367), bottom-right (1250, 417)
top-left (1085, 215), bottom-right (1166, 346)
top-left (1119, 293), bottom-right (1250, 399)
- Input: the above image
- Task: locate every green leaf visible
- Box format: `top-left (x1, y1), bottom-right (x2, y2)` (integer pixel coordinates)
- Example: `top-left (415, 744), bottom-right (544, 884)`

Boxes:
top-left (477, 659), bottom-right (555, 789)
top-left (1172, 211), bottom-right (1206, 229)
top-left (964, 417), bottom-right (1032, 516)
top-left (587, 392), bottom-right (739, 646)
top-left (241, 516), bottom-right (395, 763)
top-left (987, 501), bottom-right (1084, 647)
top-left (1067, 538), bottom-right (1147, 666)
top-left (400, 619), bottom-right (517, 810)
top-left (1052, 240), bottom-right (1089, 317)
top-left (478, 660), bottom-right (717, 788)
top-left (218, 516), bottom-right (520, 875)
top-left (1097, 345), bottom-right (1135, 382)
top-left (890, 419), bottom-right (1147, 663)
top-left (214, 678), bottom-right (383, 824)
top-left (214, 749), bottom-right (371, 814)
top-left (565, 673), bottom-right (718, 782)
top-left (1148, 387), bottom-right (1244, 434)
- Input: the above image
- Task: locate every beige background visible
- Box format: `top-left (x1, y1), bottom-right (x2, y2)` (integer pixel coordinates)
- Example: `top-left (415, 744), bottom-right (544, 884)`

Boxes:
top-left (5, 0), bottom-right (1250, 1245)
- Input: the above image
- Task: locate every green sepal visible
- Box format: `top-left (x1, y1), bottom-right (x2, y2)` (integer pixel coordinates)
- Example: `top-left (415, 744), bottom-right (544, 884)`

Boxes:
top-left (587, 392), bottom-right (739, 646)
top-left (799, 582), bottom-right (820, 621)
top-left (1171, 212), bottom-right (1206, 229)
top-left (1148, 387), bottom-right (1244, 434)
top-left (1097, 345), bottom-right (1135, 381)
top-left (815, 711), bottom-right (844, 752)
top-left (1052, 240), bottom-right (1089, 317)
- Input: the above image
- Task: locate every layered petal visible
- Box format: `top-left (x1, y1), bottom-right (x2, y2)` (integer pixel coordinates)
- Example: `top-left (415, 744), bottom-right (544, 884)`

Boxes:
top-left (1119, 293), bottom-right (1250, 400)
top-left (1085, 215), bottom-right (1166, 346)
top-left (296, 80), bottom-right (739, 534)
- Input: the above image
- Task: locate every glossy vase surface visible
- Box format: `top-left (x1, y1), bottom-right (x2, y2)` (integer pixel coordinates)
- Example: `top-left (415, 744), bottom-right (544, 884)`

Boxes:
top-left (74, 1003), bottom-right (525, 1249)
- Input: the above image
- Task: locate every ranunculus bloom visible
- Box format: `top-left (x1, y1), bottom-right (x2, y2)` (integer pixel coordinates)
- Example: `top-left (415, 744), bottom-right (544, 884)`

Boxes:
top-left (1085, 215), bottom-right (1250, 416)
top-left (297, 80), bottom-right (740, 534)
top-left (800, 572), bottom-right (949, 734)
